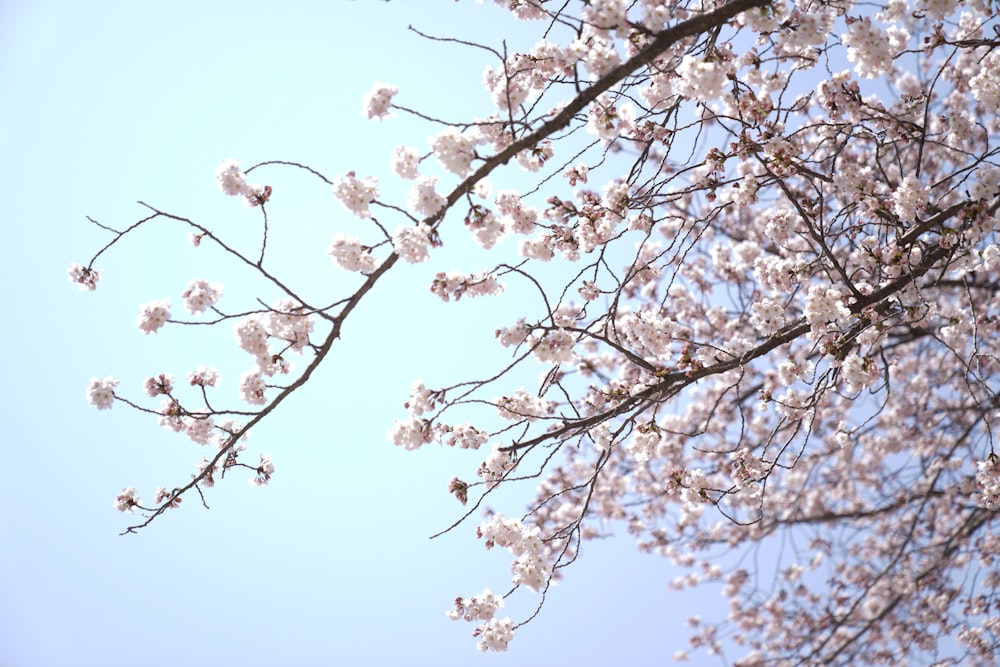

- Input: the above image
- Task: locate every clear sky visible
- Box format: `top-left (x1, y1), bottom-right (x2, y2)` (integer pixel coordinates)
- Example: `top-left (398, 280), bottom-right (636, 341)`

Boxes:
top-left (0, 2), bottom-right (706, 665)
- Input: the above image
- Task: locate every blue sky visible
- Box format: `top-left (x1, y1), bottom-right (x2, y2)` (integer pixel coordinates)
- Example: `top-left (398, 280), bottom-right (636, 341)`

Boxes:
top-left (0, 2), bottom-right (712, 665)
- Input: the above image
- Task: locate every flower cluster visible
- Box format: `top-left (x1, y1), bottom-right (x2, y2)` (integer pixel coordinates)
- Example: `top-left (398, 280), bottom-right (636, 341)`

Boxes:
top-left (183, 412), bottom-right (214, 445)
top-left (86, 376), bottom-right (118, 410)
top-left (464, 204), bottom-right (505, 249)
top-left (675, 55), bottom-right (732, 103)
top-left (389, 145), bottom-right (420, 179)
top-left (472, 617), bottom-right (514, 652)
top-left (750, 298), bottom-right (786, 336)
top-left (216, 158), bottom-right (249, 196)
top-left (113, 487), bottom-right (140, 513)
top-left (430, 127), bottom-right (482, 176)
top-left (67, 263), bottom-right (101, 291)
top-left (332, 171), bottom-right (379, 218)
top-left (430, 270), bottom-right (504, 301)
top-left (729, 448), bottom-right (768, 498)
top-left (527, 328), bottom-right (576, 364)
top-left (495, 389), bottom-right (554, 422)
top-left (239, 370), bottom-right (267, 406)
top-left (625, 425), bottom-right (663, 464)
top-left (975, 454), bottom-right (1000, 509)
top-left (392, 223), bottom-right (435, 263)
top-left (136, 299), bottom-right (171, 334)
top-left (250, 454), bottom-right (275, 486)
top-left (476, 513), bottom-right (551, 592)
top-left (182, 280), bottom-right (223, 315)
top-left (495, 318), bottom-right (530, 348)
top-left (362, 82), bottom-right (397, 120)
top-left (841, 16), bottom-right (909, 79)
top-left (158, 398), bottom-right (184, 432)
top-left (328, 233), bottom-right (377, 274)
top-left (587, 96), bottom-right (636, 142)
top-left (187, 367), bottom-right (219, 387)
top-left (407, 176), bottom-right (446, 218)
top-left (214, 158), bottom-right (270, 207)
top-left (447, 476), bottom-right (469, 505)
top-left (477, 443), bottom-right (517, 486)
top-left (403, 380), bottom-right (442, 416)
top-left (890, 176), bottom-right (929, 222)
top-left (803, 285), bottom-right (852, 333)
top-left (144, 373), bottom-right (174, 397)
top-left (440, 423), bottom-right (488, 450)
top-left (447, 588), bottom-right (504, 622)
top-left (387, 416), bottom-right (434, 451)
top-left (839, 354), bottom-right (880, 392)
top-left (154, 486), bottom-right (182, 508)
top-left (494, 190), bottom-right (538, 234)
top-left (970, 50), bottom-right (1000, 114)
top-left (232, 302), bottom-right (313, 398)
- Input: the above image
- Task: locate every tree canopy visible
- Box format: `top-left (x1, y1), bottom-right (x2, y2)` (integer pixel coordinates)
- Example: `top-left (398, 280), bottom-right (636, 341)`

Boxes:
top-left (74, 0), bottom-right (1000, 663)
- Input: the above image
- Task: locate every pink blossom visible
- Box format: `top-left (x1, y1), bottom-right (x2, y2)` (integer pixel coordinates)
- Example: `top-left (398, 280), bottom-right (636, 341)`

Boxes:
top-left (181, 280), bottom-right (222, 315)
top-left (136, 299), bottom-right (171, 334)
top-left (86, 376), bottom-right (117, 410)
top-left (67, 263), bottom-right (101, 291)
top-left (361, 82), bottom-right (397, 120)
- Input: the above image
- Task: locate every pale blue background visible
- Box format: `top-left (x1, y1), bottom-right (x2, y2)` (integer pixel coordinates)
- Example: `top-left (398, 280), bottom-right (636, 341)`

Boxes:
top-left (0, 2), bottom-right (700, 665)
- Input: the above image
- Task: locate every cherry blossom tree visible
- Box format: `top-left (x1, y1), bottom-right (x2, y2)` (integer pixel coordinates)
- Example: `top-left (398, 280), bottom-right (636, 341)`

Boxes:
top-left (71, 0), bottom-right (1000, 663)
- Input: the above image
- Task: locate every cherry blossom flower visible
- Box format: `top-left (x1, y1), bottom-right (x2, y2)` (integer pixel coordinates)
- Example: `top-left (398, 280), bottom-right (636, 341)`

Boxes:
top-left (136, 299), bottom-right (171, 334)
top-left (842, 16), bottom-right (909, 79)
top-left (976, 454), bottom-right (1000, 509)
top-left (86, 376), bottom-right (118, 410)
top-left (239, 369), bottom-right (267, 406)
top-left (447, 588), bottom-right (504, 622)
top-left (154, 486), bottom-right (182, 508)
top-left (157, 398), bottom-right (184, 432)
top-left (328, 233), bottom-right (376, 274)
top-left (477, 443), bottom-right (517, 486)
top-left (391, 223), bottom-right (434, 263)
top-left (389, 144), bottom-right (420, 180)
top-left (215, 158), bottom-right (250, 196)
top-left (361, 82), bottom-right (397, 120)
top-left (234, 315), bottom-right (268, 357)
top-left (440, 423), bottom-right (488, 450)
top-left (473, 617), bottom-right (514, 652)
top-left (67, 263), bottom-right (101, 291)
top-left (675, 55), bottom-right (732, 103)
top-left (187, 366), bottom-right (218, 387)
top-left (332, 171), bottom-right (379, 218)
top-left (184, 413), bottom-right (214, 445)
top-left (250, 454), bottom-right (275, 486)
top-left (181, 280), bottom-right (223, 315)
top-left (430, 270), bottom-right (504, 302)
top-left (447, 477), bottom-right (469, 505)
top-left (113, 487), bottom-right (140, 513)
top-left (407, 176), bottom-right (446, 218)
top-left (430, 127), bottom-right (483, 176)
top-left (387, 416), bottom-right (433, 451)
top-left (144, 373), bottom-right (174, 398)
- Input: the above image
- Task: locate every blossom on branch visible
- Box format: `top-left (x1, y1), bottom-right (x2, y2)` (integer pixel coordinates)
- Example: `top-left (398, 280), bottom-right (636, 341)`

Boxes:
top-left (328, 233), bottom-right (376, 274)
top-left (86, 376), bottom-right (118, 410)
top-left (113, 487), bottom-right (140, 513)
top-left (181, 280), bottom-right (223, 315)
top-left (136, 299), bottom-right (171, 334)
top-left (250, 454), bottom-right (274, 486)
top-left (362, 82), bottom-right (398, 120)
top-left (391, 223), bottom-right (435, 263)
top-left (79, 0), bottom-right (1000, 660)
top-left (67, 263), bottom-right (101, 291)
top-left (332, 171), bottom-right (379, 219)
